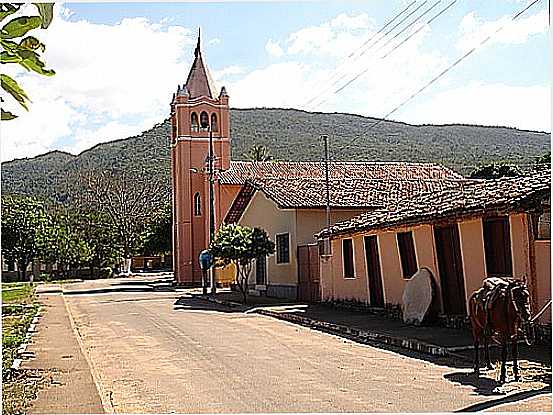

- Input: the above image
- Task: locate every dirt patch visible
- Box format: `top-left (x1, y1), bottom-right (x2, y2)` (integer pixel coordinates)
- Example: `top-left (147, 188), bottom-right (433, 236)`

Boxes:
top-left (1, 369), bottom-right (53, 415)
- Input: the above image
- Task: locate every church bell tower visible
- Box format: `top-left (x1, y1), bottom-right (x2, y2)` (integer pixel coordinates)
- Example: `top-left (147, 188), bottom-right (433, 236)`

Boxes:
top-left (171, 31), bottom-right (230, 286)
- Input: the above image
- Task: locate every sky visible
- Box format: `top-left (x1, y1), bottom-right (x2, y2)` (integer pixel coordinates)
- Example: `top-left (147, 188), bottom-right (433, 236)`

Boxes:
top-left (1, 0), bottom-right (550, 162)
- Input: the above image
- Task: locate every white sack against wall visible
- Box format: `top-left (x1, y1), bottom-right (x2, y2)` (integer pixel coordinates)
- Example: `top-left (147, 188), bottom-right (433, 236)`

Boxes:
top-left (402, 267), bottom-right (435, 325)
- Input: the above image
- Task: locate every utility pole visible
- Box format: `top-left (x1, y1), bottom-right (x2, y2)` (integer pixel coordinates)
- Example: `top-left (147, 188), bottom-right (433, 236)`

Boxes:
top-left (322, 134), bottom-right (331, 256)
top-left (208, 126), bottom-right (217, 294)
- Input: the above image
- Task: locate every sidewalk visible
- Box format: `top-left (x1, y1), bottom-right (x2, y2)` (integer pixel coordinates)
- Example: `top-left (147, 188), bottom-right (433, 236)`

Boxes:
top-left (21, 294), bottom-right (106, 414)
top-left (198, 292), bottom-right (552, 364)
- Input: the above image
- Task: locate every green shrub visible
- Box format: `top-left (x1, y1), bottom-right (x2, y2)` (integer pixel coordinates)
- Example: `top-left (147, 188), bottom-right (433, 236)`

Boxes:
top-left (99, 267), bottom-right (113, 278)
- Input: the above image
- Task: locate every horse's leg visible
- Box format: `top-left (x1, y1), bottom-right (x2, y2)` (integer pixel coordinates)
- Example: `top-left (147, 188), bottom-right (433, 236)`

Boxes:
top-left (474, 336), bottom-right (480, 376)
top-left (500, 338), bottom-right (507, 383)
top-left (484, 333), bottom-right (492, 370)
top-left (512, 336), bottom-right (519, 381)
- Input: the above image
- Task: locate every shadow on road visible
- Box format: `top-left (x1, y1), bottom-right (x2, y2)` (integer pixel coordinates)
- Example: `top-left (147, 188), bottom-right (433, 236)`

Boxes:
top-left (173, 297), bottom-right (247, 314)
top-left (453, 385), bottom-right (552, 412)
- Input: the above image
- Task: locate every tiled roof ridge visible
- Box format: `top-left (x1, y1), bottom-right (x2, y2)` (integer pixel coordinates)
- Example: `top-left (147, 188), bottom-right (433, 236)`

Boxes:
top-left (229, 160), bottom-right (451, 166)
top-left (318, 171), bottom-right (551, 239)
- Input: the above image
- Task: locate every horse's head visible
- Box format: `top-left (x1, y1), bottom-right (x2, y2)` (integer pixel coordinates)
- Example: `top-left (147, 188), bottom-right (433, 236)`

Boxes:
top-left (509, 281), bottom-right (536, 345)
top-left (510, 282), bottom-right (532, 323)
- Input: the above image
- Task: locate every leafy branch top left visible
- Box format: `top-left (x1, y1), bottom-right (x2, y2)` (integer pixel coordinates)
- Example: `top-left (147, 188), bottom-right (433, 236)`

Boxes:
top-left (1, 3), bottom-right (55, 121)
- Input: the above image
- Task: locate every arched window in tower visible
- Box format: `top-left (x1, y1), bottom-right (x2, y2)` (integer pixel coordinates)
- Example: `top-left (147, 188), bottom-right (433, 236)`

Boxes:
top-left (200, 111), bottom-right (209, 130)
top-left (211, 113), bottom-right (218, 132)
top-left (191, 112), bottom-right (199, 132)
top-left (193, 192), bottom-right (201, 216)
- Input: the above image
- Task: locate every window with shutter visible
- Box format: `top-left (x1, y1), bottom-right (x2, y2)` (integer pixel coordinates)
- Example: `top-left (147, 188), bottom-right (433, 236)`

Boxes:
top-left (276, 234), bottom-right (290, 264)
top-left (397, 231), bottom-right (418, 278)
top-left (342, 238), bottom-right (355, 278)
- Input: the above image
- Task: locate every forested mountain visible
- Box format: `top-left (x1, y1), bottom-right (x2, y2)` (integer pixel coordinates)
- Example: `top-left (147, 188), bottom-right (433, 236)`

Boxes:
top-left (2, 108), bottom-right (549, 201)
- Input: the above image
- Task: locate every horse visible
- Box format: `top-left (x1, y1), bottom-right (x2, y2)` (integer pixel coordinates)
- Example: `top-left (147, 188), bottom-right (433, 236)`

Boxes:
top-left (468, 277), bottom-right (533, 383)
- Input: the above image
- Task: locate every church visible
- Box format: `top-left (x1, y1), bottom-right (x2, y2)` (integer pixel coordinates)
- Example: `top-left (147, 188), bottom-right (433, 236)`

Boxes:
top-left (170, 33), bottom-right (465, 299)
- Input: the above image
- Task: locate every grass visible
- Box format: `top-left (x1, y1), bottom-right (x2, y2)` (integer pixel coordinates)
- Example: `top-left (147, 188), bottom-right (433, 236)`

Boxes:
top-left (2, 282), bottom-right (41, 415)
top-left (2, 283), bottom-right (33, 304)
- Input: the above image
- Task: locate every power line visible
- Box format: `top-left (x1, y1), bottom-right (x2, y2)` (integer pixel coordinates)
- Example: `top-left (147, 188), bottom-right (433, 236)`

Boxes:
top-left (332, 0), bottom-right (544, 157)
top-left (375, 0), bottom-right (442, 54)
top-left (304, 0), bottom-right (418, 106)
top-left (316, 0), bottom-right (457, 108)
top-left (381, 0), bottom-right (457, 59)
top-left (306, 1), bottom-right (432, 110)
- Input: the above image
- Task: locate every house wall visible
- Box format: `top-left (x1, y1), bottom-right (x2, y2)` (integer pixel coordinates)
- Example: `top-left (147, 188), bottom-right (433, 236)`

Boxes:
top-left (458, 219), bottom-right (487, 306)
top-left (295, 209), bottom-right (368, 245)
top-left (509, 214), bottom-right (531, 280)
top-left (239, 191), bottom-right (297, 298)
top-left (534, 240), bottom-right (551, 324)
top-left (322, 213), bottom-right (548, 317)
top-left (323, 224), bottom-right (438, 305)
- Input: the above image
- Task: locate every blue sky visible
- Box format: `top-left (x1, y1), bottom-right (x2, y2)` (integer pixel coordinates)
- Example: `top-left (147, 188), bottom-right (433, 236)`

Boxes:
top-left (2, 0), bottom-right (550, 161)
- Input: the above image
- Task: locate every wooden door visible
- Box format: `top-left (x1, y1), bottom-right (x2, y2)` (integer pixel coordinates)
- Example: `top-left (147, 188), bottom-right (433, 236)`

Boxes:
top-left (297, 244), bottom-right (320, 302)
top-left (255, 255), bottom-right (267, 285)
top-left (483, 216), bottom-right (513, 278)
top-left (434, 224), bottom-right (467, 315)
top-left (364, 236), bottom-right (384, 307)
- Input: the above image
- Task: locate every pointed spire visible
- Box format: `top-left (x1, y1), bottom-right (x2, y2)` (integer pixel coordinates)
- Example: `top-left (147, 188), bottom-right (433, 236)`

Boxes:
top-left (184, 28), bottom-right (218, 99)
top-left (194, 27), bottom-right (201, 57)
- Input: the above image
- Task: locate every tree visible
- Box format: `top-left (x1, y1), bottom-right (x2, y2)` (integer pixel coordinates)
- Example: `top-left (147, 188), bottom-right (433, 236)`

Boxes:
top-left (210, 224), bottom-right (274, 304)
top-left (77, 210), bottom-right (122, 277)
top-left (1, 3), bottom-right (55, 120)
top-left (142, 203), bottom-right (172, 256)
top-left (38, 210), bottom-right (93, 278)
top-left (243, 145), bottom-right (274, 162)
top-left (469, 163), bottom-right (522, 179)
top-left (1, 195), bottom-right (48, 280)
top-left (535, 152), bottom-right (550, 169)
top-left (75, 169), bottom-right (171, 274)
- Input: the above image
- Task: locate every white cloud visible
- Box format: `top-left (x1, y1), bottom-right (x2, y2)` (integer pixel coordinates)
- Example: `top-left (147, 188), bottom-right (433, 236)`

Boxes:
top-left (265, 39), bottom-right (284, 57)
top-left (401, 82), bottom-right (550, 132)
top-left (208, 37), bottom-right (221, 46)
top-left (229, 62), bottom-right (322, 108)
top-left (457, 9), bottom-right (548, 51)
top-left (286, 13), bottom-right (375, 58)
top-left (1, 4), bottom-right (196, 161)
top-left (230, 16), bottom-right (446, 118)
top-left (213, 65), bottom-right (246, 79)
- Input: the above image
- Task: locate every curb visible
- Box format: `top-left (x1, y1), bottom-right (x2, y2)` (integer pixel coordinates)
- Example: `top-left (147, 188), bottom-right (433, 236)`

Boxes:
top-left (11, 307), bottom-right (41, 370)
top-left (196, 296), bottom-right (453, 358)
top-left (195, 295), bottom-right (244, 308)
top-left (255, 309), bottom-right (451, 357)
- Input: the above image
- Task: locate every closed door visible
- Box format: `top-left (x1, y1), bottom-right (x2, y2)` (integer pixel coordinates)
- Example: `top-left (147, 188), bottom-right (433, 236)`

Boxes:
top-left (364, 236), bottom-right (384, 307)
top-left (297, 244), bottom-right (320, 302)
top-left (483, 216), bottom-right (513, 278)
top-left (434, 224), bottom-right (466, 315)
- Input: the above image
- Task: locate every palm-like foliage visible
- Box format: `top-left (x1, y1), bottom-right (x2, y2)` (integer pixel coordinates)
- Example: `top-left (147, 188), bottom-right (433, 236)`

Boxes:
top-left (243, 145), bottom-right (274, 162)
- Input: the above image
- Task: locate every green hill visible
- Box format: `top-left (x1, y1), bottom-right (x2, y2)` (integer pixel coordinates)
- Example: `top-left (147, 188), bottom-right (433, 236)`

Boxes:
top-left (2, 108), bottom-right (550, 202)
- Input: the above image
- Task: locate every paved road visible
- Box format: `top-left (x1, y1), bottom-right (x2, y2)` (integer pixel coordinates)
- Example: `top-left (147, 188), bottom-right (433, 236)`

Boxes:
top-left (60, 289), bottom-right (550, 413)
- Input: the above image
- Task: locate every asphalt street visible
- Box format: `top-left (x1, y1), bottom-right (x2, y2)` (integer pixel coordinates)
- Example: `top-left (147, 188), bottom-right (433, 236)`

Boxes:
top-left (59, 289), bottom-right (550, 413)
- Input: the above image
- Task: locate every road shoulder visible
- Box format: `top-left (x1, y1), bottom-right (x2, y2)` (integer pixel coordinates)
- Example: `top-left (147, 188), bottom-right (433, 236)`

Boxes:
top-left (22, 294), bottom-right (105, 414)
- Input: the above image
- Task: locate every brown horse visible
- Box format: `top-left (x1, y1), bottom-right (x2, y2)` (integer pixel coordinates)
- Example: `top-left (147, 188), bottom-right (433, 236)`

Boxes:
top-left (468, 278), bottom-right (533, 383)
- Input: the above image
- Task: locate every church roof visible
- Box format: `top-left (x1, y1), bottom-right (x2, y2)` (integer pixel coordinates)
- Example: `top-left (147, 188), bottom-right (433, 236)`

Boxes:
top-left (219, 161), bottom-right (463, 184)
top-left (222, 161), bottom-right (466, 223)
top-left (185, 31), bottom-right (218, 99)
